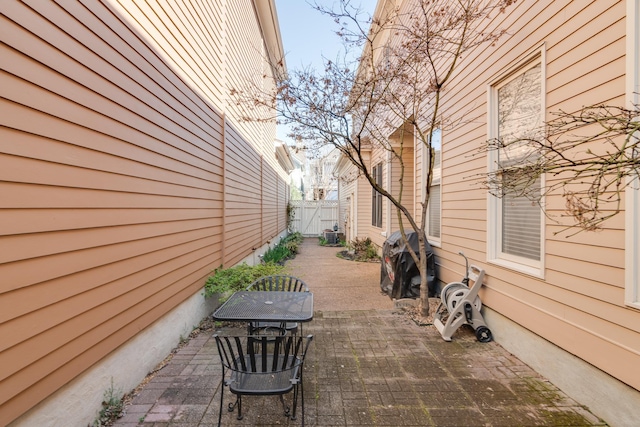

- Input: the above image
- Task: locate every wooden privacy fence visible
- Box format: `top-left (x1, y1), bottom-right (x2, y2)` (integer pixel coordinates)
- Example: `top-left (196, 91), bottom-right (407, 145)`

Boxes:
top-left (289, 200), bottom-right (339, 236)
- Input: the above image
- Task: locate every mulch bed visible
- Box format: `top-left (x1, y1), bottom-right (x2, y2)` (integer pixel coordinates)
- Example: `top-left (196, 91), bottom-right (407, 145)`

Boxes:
top-left (398, 297), bottom-right (441, 326)
top-left (336, 250), bottom-right (381, 263)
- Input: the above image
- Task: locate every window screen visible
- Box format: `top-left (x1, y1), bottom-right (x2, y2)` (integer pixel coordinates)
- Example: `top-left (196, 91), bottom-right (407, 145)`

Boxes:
top-left (428, 183), bottom-right (441, 238)
top-left (497, 63), bottom-right (542, 261)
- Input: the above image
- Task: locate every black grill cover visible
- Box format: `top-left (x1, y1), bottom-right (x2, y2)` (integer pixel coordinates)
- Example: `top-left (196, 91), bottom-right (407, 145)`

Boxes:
top-left (380, 231), bottom-right (437, 299)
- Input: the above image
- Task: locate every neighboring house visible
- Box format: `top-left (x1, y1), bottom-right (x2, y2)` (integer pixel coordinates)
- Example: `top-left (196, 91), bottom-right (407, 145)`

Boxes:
top-left (0, 1), bottom-right (289, 426)
top-left (301, 146), bottom-right (339, 200)
top-left (335, 1), bottom-right (640, 425)
top-left (335, 151), bottom-right (370, 241)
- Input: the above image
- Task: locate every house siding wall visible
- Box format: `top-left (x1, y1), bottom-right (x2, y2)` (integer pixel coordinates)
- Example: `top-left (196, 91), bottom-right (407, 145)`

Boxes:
top-left (0, 1), bottom-right (288, 425)
top-left (335, 0), bottom-right (640, 421)
top-left (414, 138), bottom-right (424, 224)
top-left (358, 165), bottom-right (374, 243)
top-left (367, 150), bottom-right (387, 248)
top-left (434, 0), bottom-right (639, 395)
top-left (262, 159), bottom-right (279, 241)
top-left (336, 161), bottom-right (354, 239)
top-left (334, 152), bottom-right (375, 245)
top-left (334, 156), bottom-right (360, 241)
top-left (389, 147), bottom-right (414, 234)
top-left (223, 121), bottom-right (263, 266)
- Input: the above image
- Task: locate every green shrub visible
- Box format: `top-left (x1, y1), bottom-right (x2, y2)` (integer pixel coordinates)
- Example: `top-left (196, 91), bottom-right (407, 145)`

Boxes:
top-left (282, 232), bottom-right (303, 251)
top-left (262, 245), bottom-right (290, 264)
top-left (282, 233), bottom-right (303, 253)
top-left (204, 263), bottom-right (285, 298)
top-left (204, 233), bottom-right (302, 298)
top-left (346, 237), bottom-right (379, 262)
top-left (365, 244), bottom-right (379, 259)
top-left (349, 237), bottom-right (373, 253)
top-left (262, 232), bottom-right (303, 264)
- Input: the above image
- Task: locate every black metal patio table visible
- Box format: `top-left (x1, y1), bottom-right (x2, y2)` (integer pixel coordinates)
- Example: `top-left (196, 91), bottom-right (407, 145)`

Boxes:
top-left (212, 291), bottom-right (314, 324)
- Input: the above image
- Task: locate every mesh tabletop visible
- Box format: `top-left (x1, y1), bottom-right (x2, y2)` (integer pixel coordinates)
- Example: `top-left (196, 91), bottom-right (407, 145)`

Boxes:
top-left (213, 291), bottom-right (314, 322)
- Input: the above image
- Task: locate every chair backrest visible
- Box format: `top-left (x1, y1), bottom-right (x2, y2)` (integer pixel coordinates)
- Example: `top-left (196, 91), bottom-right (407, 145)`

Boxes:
top-left (246, 275), bottom-right (309, 292)
top-left (214, 334), bottom-right (314, 374)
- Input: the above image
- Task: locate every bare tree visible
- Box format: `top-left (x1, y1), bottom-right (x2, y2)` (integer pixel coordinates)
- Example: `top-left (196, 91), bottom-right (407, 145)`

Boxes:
top-left (234, 0), bottom-right (515, 317)
top-left (481, 104), bottom-right (640, 235)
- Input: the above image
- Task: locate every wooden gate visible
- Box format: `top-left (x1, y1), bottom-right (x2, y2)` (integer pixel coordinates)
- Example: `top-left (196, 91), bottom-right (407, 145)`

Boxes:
top-left (289, 200), bottom-right (339, 236)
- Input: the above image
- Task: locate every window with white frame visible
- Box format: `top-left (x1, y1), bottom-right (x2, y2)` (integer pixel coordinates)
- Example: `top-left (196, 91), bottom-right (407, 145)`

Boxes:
top-left (426, 129), bottom-right (441, 242)
top-left (488, 55), bottom-right (544, 274)
top-left (625, 0), bottom-right (640, 308)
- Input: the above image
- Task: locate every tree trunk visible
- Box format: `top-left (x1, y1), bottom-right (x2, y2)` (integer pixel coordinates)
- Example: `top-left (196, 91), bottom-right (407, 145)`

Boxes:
top-left (418, 234), bottom-right (430, 317)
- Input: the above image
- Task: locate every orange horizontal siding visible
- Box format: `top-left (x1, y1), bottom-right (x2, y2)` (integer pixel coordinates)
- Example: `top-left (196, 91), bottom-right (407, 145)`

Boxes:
top-left (0, 0), bottom-right (289, 424)
top-left (0, 208), bottom-right (222, 236)
top-left (348, 0), bottom-right (640, 399)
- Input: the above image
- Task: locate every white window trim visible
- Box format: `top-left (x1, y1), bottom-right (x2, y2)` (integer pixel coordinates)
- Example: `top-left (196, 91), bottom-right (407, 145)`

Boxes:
top-left (421, 130), bottom-right (442, 246)
top-left (372, 162), bottom-right (384, 229)
top-left (353, 190), bottom-right (358, 238)
top-left (486, 46), bottom-right (546, 278)
top-left (385, 150), bottom-right (392, 235)
top-left (427, 182), bottom-right (442, 245)
top-left (625, 0), bottom-right (640, 309)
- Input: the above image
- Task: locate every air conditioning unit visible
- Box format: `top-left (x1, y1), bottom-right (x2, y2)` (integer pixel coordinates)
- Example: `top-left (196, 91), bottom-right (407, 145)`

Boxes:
top-left (323, 231), bottom-right (338, 244)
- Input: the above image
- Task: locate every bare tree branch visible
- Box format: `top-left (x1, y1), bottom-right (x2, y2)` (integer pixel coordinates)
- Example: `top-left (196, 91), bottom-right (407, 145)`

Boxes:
top-left (478, 104), bottom-right (640, 235)
top-left (234, 0), bottom-right (516, 317)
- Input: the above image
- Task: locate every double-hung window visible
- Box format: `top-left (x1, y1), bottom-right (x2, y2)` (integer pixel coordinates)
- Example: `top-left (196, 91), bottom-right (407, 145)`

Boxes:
top-left (426, 129), bottom-right (442, 243)
top-left (372, 163), bottom-right (383, 228)
top-left (488, 53), bottom-right (544, 275)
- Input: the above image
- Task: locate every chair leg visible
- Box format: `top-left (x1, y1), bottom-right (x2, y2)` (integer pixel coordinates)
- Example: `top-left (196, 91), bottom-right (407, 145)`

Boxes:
top-left (295, 370), bottom-right (305, 426)
top-left (217, 381), bottom-right (224, 427)
top-left (301, 377), bottom-right (305, 427)
top-left (291, 372), bottom-right (303, 422)
top-left (236, 395), bottom-right (243, 420)
top-left (225, 392), bottom-right (241, 420)
top-left (279, 394), bottom-right (291, 417)
top-left (290, 384), bottom-right (298, 420)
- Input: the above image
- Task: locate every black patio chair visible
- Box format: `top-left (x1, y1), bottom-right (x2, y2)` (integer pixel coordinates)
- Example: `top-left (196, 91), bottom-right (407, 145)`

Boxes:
top-left (246, 275), bottom-right (310, 336)
top-left (247, 275), bottom-right (309, 292)
top-left (214, 334), bottom-right (314, 426)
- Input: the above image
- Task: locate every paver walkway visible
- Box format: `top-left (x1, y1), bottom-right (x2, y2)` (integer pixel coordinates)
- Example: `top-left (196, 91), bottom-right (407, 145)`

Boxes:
top-left (113, 239), bottom-right (607, 426)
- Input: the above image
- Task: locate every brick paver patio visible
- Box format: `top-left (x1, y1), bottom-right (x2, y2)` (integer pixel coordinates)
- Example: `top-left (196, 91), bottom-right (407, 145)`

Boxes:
top-left (112, 239), bottom-right (607, 426)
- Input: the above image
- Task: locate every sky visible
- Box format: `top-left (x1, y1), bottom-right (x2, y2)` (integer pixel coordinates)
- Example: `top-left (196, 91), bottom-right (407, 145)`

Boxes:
top-left (274, 0), bottom-right (376, 69)
top-left (273, 0), bottom-right (377, 141)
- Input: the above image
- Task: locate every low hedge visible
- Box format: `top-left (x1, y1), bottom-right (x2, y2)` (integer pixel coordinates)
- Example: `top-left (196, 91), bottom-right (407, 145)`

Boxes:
top-left (204, 232), bottom-right (304, 299)
top-left (204, 263), bottom-right (285, 298)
